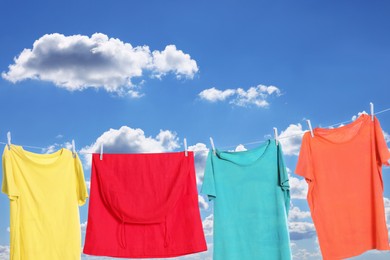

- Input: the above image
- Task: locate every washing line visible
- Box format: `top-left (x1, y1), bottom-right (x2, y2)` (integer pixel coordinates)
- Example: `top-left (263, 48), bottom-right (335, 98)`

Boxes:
top-left (1, 107), bottom-right (389, 153)
top-left (208, 107), bottom-right (390, 150)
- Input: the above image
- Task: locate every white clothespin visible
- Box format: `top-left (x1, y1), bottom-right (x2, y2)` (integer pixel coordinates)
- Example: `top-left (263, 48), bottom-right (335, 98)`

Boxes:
top-left (100, 143), bottom-right (103, 160)
top-left (306, 120), bottom-right (314, 137)
top-left (209, 137), bottom-right (216, 155)
top-left (71, 139), bottom-right (76, 158)
top-left (7, 131), bottom-right (11, 150)
top-left (184, 138), bottom-right (188, 157)
top-left (370, 102), bottom-right (374, 121)
top-left (273, 127), bottom-right (278, 146)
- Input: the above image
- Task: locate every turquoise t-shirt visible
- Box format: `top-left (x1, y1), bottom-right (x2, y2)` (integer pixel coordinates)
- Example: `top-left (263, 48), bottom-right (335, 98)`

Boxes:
top-left (201, 140), bottom-right (291, 260)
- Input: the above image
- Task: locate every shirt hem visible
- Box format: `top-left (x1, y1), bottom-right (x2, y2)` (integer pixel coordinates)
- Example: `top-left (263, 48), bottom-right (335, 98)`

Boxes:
top-left (323, 244), bottom-right (390, 259)
top-left (83, 245), bottom-right (208, 258)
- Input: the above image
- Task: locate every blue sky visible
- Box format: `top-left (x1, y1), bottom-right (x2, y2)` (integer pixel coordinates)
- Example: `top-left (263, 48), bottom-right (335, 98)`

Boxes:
top-left (0, 0), bottom-right (390, 259)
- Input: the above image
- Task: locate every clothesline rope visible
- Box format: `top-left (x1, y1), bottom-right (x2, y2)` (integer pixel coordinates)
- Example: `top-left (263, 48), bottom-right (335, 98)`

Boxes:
top-left (211, 107), bottom-right (390, 150)
top-left (1, 106), bottom-right (390, 153)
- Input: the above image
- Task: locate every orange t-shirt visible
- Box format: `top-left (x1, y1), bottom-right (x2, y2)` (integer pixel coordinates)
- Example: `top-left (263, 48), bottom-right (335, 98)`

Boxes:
top-left (296, 114), bottom-right (390, 259)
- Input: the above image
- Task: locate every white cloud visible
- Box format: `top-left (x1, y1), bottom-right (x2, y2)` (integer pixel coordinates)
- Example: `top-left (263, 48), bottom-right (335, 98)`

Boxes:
top-left (6, 227), bottom-right (9, 233)
top-left (291, 243), bottom-right (321, 260)
top-left (383, 130), bottom-right (390, 143)
top-left (151, 45), bottom-right (198, 79)
top-left (202, 214), bottom-right (213, 237)
top-left (288, 200), bottom-right (314, 241)
top-left (188, 143), bottom-right (209, 184)
top-left (235, 144), bottom-right (247, 151)
top-left (80, 221), bottom-right (87, 233)
top-left (2, 33), bottom-right (198, 96)
top-left (260, 85), bottom-right (280, 95)
top-left (279, 123), bottom-right (305, 156)
top-left (384, 197), bottom-right (390, 237)
top-left (289, 206), bottom-right (311, 221)
top-left (232, 85), bottom-right (281, 107)
top-left (85, 180), bottom-right (91, 191)
top-left (351, 111), bottom-right (368, 122)
top-left (42, 141), bottom-right (73, 154)
top-left (199, 85), bottom-right (281, 107)
top-left (79, 126), bottom-right (180, 168)
top-left (289, 174), bottom-right (308, 200)
top-left (0, 245), bottom-right (10, 260)
top-left (198, 195), bottom-right (209, 210)
top-left (384, 197), bottom-right (390, 219)
top-left (198, 87), bottom-right (236, 102)
top-left (289, 221), bottom-right (315, 233)
top-left (56, 134), bottom-right (63, 139)
top-left (289, 221), bottom-right (316, 240)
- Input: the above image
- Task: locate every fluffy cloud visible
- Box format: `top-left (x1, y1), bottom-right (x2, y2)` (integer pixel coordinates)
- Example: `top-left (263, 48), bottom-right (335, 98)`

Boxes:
top-left (289, 174), bottom-right (309, 200)
top-left (199, 85), bottom-right (281, 107)
top-left (152, 45), bottom-right (198, 79)
top-left (289, 221), bottom-right (316, 240)
top-left (288, 199), bottom-right (315, 240)
top-left (384, 197), bottom-right (390, 219)
top-left (0, 245), bottom-right (10, 260)
top-left (291, 242), bottom-right (321, 260)
top-left (232, 85), bottom-right (281, 107)
top-left (79, 126), bottom-right (180, 168)
top-left (80, 221), bottom-right (87, 233)
top-left (384, 197), bottom-right (390, 237)
top-left (383, 130), bottom-right (390, 143)
top-left (279, 123), bottom-right (305, 156)
top-left (289, 206), bottom-right (311, 221)
top-left (198, 195), bottom-right (209, 210)
top-left (2, 33), bottom-right (198, 96)
top-left (351, 111), bottom-right (368, 122)
top-left (234, 144), bottom-right (247, 151)
top-left (198, 87), bottom-right (236, 102)
top-left (202, 214), bottom-right (213, 237)
top-left (42, 141), bottom-right (73, 154)
top-left (188, 143), bottom-right (209, 184)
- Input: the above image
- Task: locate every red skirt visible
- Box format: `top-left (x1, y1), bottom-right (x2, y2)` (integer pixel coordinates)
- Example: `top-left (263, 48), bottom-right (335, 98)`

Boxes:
top-left (83, 151), bottom-right (207, 258)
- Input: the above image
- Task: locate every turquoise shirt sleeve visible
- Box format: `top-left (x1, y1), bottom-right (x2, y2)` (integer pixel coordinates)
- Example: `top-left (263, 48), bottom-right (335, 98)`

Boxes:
top-left (277, 143), bottom-right (290, 215)
top-left (201, 150), bottom-right (216, 201)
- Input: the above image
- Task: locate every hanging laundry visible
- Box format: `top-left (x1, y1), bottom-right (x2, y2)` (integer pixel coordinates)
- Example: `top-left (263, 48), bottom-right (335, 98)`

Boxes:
top-left (1, 145), bottom-right (88, 260)
top-left (83, 151), bottom-right (207, 258)
top-left (201, 140), bottom-right (291, 260)
top-left (295, 114), bottom-right (390, 259)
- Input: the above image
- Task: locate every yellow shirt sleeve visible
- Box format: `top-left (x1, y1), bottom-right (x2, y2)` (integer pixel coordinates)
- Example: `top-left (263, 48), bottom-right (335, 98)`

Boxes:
top-left (75, 154), bottom-right (88, 206)
top-left (2, 146), bottom-right (20, 200)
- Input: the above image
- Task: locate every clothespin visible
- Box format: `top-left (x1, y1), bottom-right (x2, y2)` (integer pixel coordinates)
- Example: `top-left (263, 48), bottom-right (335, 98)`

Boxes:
top-left (370, 102), bottom-right (374, 121)
top-left (71, 139), bottom-right (76, 158)
top-left (306, 120), bottom-right (314, 137)
top-left (209, 137), bottom-right (216, 155)
top-left (100, 143), bottom-right (103, 160)
top-left (184, 138), bottom-right (188, 157)
top-left (7, 131), bottom-right (11, 150)
top-left (273, 127), bottom-right (278, 146)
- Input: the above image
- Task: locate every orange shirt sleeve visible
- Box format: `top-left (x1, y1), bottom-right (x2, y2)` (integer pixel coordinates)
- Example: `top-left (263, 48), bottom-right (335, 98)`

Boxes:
top-left (295, 132), bottom-right (314, 182)
top-left (374, 117), bottom-right (390, 166)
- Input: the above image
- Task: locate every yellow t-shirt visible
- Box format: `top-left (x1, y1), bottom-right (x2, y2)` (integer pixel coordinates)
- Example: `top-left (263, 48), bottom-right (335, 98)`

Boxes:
top-left (1, 145), bottom-right (88, 260)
